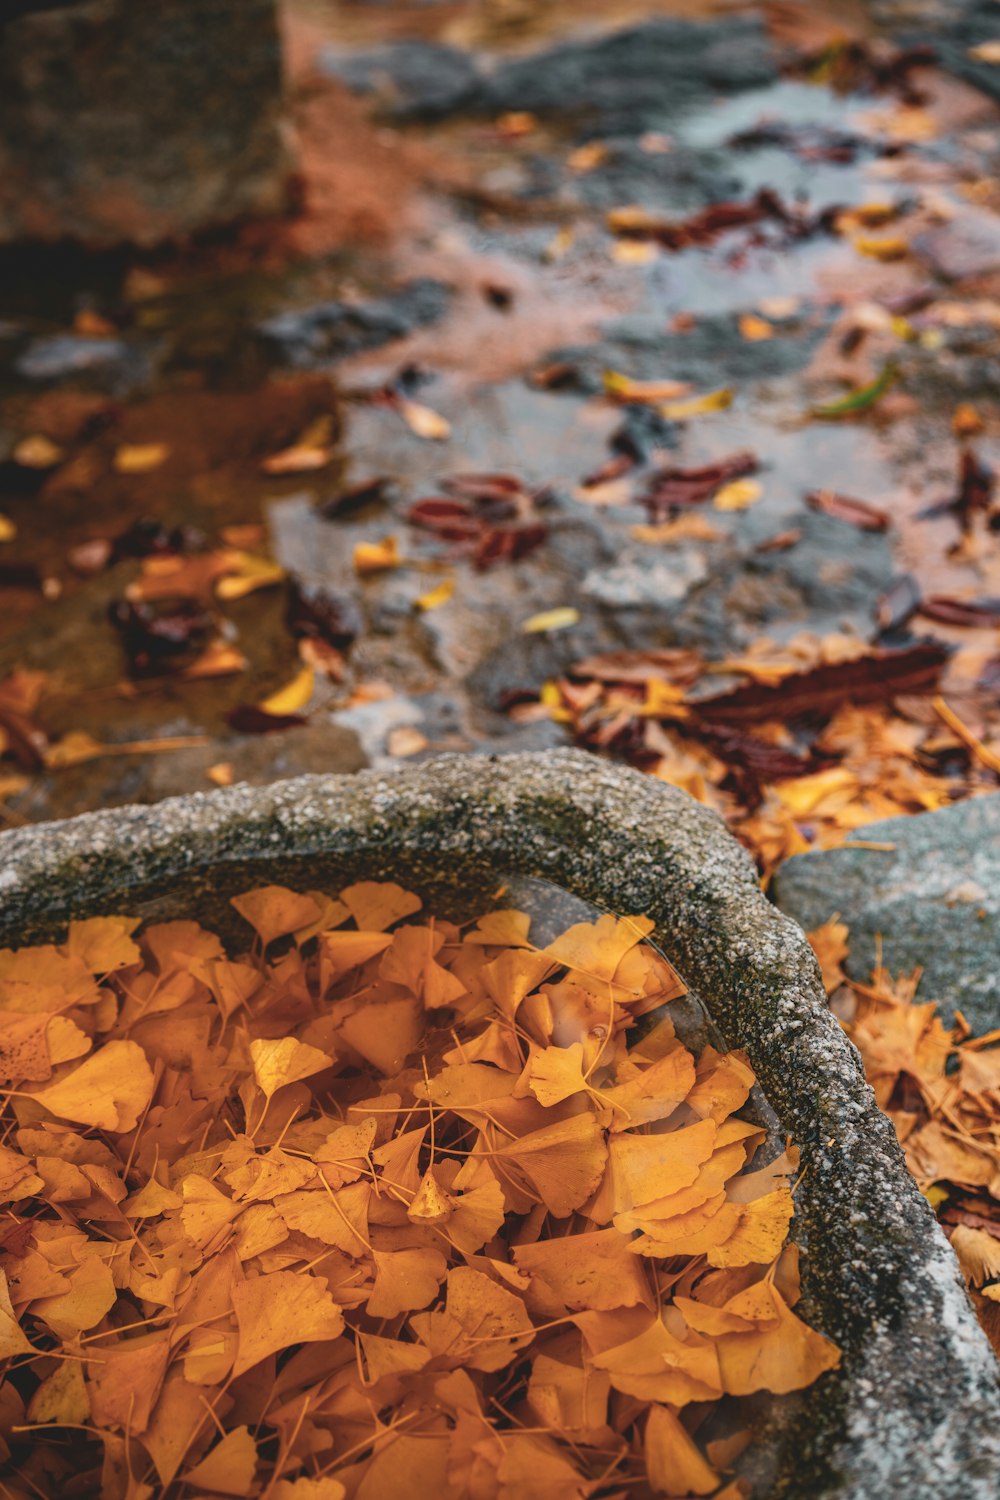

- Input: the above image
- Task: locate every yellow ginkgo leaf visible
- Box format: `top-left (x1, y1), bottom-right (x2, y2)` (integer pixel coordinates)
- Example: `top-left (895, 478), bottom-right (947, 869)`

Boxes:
top-left (183, 1426), bottom-right (258, 1496)
top-left (398, 398), bottom-right (451, 441)
top-left (354, 537), bottom-right (400, 575)
top-left (416, 577), bottom-right (455, 611)
top-left (249, 1037), bottom-right (333, 1101)
top-left (259, 665), bottom-right (315, 716)
top-left (113, 442), bottom-right (169, 474)
top-left (969, 40), bottom-right (1000, 64)
top-left (738, 313), bottom-right (774, 342)
top-left (713, 478), bottom-right (762, 511)
top-left (0, 1268), bottom-right (34, 1358)
top-left (31, 1039), bottom-right (153, 1132)
top-left (215, 552), bottom-right (285, 600)
top-left (521, 607), bottom-right (580, 634)
top-left (660, 388), bottom-right (732, 419)
top-left (603, 371), bottom-right (691, 402)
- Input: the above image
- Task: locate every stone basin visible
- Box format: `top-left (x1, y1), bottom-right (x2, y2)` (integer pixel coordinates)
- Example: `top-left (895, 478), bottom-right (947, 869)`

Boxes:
top-left (0, 749), bottom-right (997, 1498)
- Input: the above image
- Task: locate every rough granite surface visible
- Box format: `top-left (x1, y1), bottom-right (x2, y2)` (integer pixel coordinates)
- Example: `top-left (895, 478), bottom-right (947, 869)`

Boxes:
top-left (774, 795), bottom-right (1000, 1033)
top-left (0, 750), bottom-right (997, 1498)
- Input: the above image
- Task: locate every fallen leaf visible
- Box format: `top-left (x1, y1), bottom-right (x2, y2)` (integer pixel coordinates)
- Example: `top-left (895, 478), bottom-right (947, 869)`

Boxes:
top-left (183, 1426), bottom-right (258, 1495)
top-left (521, 606), bottom-right (580, 634)
top-left (354, 537), bottom-right (401, 575)
top-left (215, 552), bottom-right (286, 601)
top-left (810, 362), bottom-right (897, 418)
top-left (398, 398), bottom-right (451, 441)
top-left (660, 388), bottom-right (733, 420)
top-left (259, 665), bottom-right (315, 716)
top-left (713, 478), bottom-right (762, 511)
top-left (416, 577), bottom-right (454, 611)
top-left (231, 1270), bottom-right (345, 1376)
top-left (739, 313), bottom-right (774, 341)
top-left (969, 41), bottom-right (1000, 64)
top-left (806, 490), bottom-right (891, 532)
top-left (113, 443), bottom-right (169, 474)
top-left (14, 434), bottom-right (63, 469)
top-left (249, 1037), bottom-right (333, 1100)
top-left (32, 1039), bottom-right (153, 1131)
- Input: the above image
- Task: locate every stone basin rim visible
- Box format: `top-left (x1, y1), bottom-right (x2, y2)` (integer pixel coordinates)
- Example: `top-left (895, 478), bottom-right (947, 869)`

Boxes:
top-left (0, 748), bottom-right (997, 1499)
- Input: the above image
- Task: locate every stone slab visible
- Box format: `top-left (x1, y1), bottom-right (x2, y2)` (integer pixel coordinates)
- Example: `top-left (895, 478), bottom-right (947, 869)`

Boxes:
top-left (0, 750), bottom-right (997, 1497)
top-left (0, 0), bottom-right (291, 247)
top-left (774, 794), bottom-right (1000, 1033)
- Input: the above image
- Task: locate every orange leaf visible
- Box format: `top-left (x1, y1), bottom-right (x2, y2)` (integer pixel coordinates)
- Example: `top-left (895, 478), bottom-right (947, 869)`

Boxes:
top-left (87, 1334), bottom-right (170, 1434)
top-left (715, 1281), bottom-right (840, 1395)
top-left (340, 880), bottom-right (422, 931)
top-left (31, 1039), bottom-right (153, 1132)
top-left (231, 1270), bottom-right (345, 1377)
top-left (497, 1112), bottom-right (608, 1217)
top-left (62, 916), bottom-right (141, 973)
top-left (645, 1403), bottom-right (720, 1495)
top-left (183, 1426), bottom-right (258, 1495)
top-left (249, 1037), bottom-right (333, 1101)
top-left (0, 1268), bottom-right (35, 1357)
top-left (514, 1227), bottom-right (651, 1311)
top-left (230, 886), bottom-right (323, 946)
top-left (367, 1246), bottom-right (448, 1319)
top-left (545, 913), bottom-right (655, 980)
top-left (411, 1265), bottom-right (533, 1371)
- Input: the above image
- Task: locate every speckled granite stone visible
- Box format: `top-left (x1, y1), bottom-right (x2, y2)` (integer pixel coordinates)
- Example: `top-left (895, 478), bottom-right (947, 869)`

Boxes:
top-left (0, 750), bottom-right (997, 1497)
top-left (774, 794), bottom-right (1000, 1033)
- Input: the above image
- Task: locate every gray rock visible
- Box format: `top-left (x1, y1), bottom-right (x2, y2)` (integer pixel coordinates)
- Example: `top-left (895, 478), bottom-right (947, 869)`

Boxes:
top-left (581, 546), bottom-right (707, 609)
top-left (913, 209), bottom-right (1000, 281)
top-left (10, 722), bottom-right (368, 824)
top-left (556, 310), bottom-right (828, 394)
top-left (256, 279), bottom-right (452, 368)
top-left (774, 794), bottom-right (1000, 1033)
top-left (13, 334), bottom-right (148, 392)
top-left (0, 750), bottom-right (997, 1497)
top-left (894, 1), bottom-right (1000, 106)
top-left (0, 0), bottom-right (291, 247)
top-left (486, 17), bottom-right (777, 134)
top-left (319, 17), bottom-right (776, 133)
top-left (317, 40), bottom-right (484, 122)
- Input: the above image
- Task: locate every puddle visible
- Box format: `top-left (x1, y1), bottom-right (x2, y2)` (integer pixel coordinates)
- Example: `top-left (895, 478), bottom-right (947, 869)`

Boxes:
top-left (1, 0), bottom-right (999, 828)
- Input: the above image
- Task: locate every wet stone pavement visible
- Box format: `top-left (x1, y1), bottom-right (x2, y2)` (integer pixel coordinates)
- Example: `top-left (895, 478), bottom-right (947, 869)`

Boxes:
top-left (2, 0), bottom-right (1000, 851)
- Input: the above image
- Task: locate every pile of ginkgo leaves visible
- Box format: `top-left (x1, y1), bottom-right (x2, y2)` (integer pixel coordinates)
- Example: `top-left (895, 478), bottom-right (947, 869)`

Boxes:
top-left (0, 881), bottom-right (838, 1499)
top-left (809, 918), bottom-right (1000, 1356)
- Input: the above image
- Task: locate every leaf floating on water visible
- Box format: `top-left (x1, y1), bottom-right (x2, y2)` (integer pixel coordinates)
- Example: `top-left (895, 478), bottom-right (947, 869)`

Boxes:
top-left (810, 362), bottom-right (897, 418)
top-left (806, 489), bottom-right (892, 532)
top-left (113, 442), bottom-right (169, 474)
top-left (968, 41), bottom-right (1000, 64)
top-left (521, 606), bottom-right (580, 633)
top-left (738, 313), bottom-right (774, 341)
top-left (415, 576), bottom-right (455, 611)
top-left (354, 536), bottom-right (401, 575)
top-left (259, 443), bottom-right (334, 475)
top-left (258, 665), bottom-right (315, 716)
top-left (713, 478), bottom-right (762, 511)
top-left (660, 388), bottom-right (733, 420)
top-left (398, 397), bottom-right (451, 441)
top-left (215, 552), bottom-right (286, 601)
top-left (603, 370), bottom-right (691, 403)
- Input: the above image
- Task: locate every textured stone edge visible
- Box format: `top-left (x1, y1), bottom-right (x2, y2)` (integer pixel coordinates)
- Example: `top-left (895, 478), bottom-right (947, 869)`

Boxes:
top-left (1, 749), bottom-right (997, 1497)
top-left (772, 795), bottom-right (1000, 1029)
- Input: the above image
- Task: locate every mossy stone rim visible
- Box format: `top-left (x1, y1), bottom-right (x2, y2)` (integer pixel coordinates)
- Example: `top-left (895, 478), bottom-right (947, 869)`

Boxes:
top-left (0, 749), bottom-right (997, 1497)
